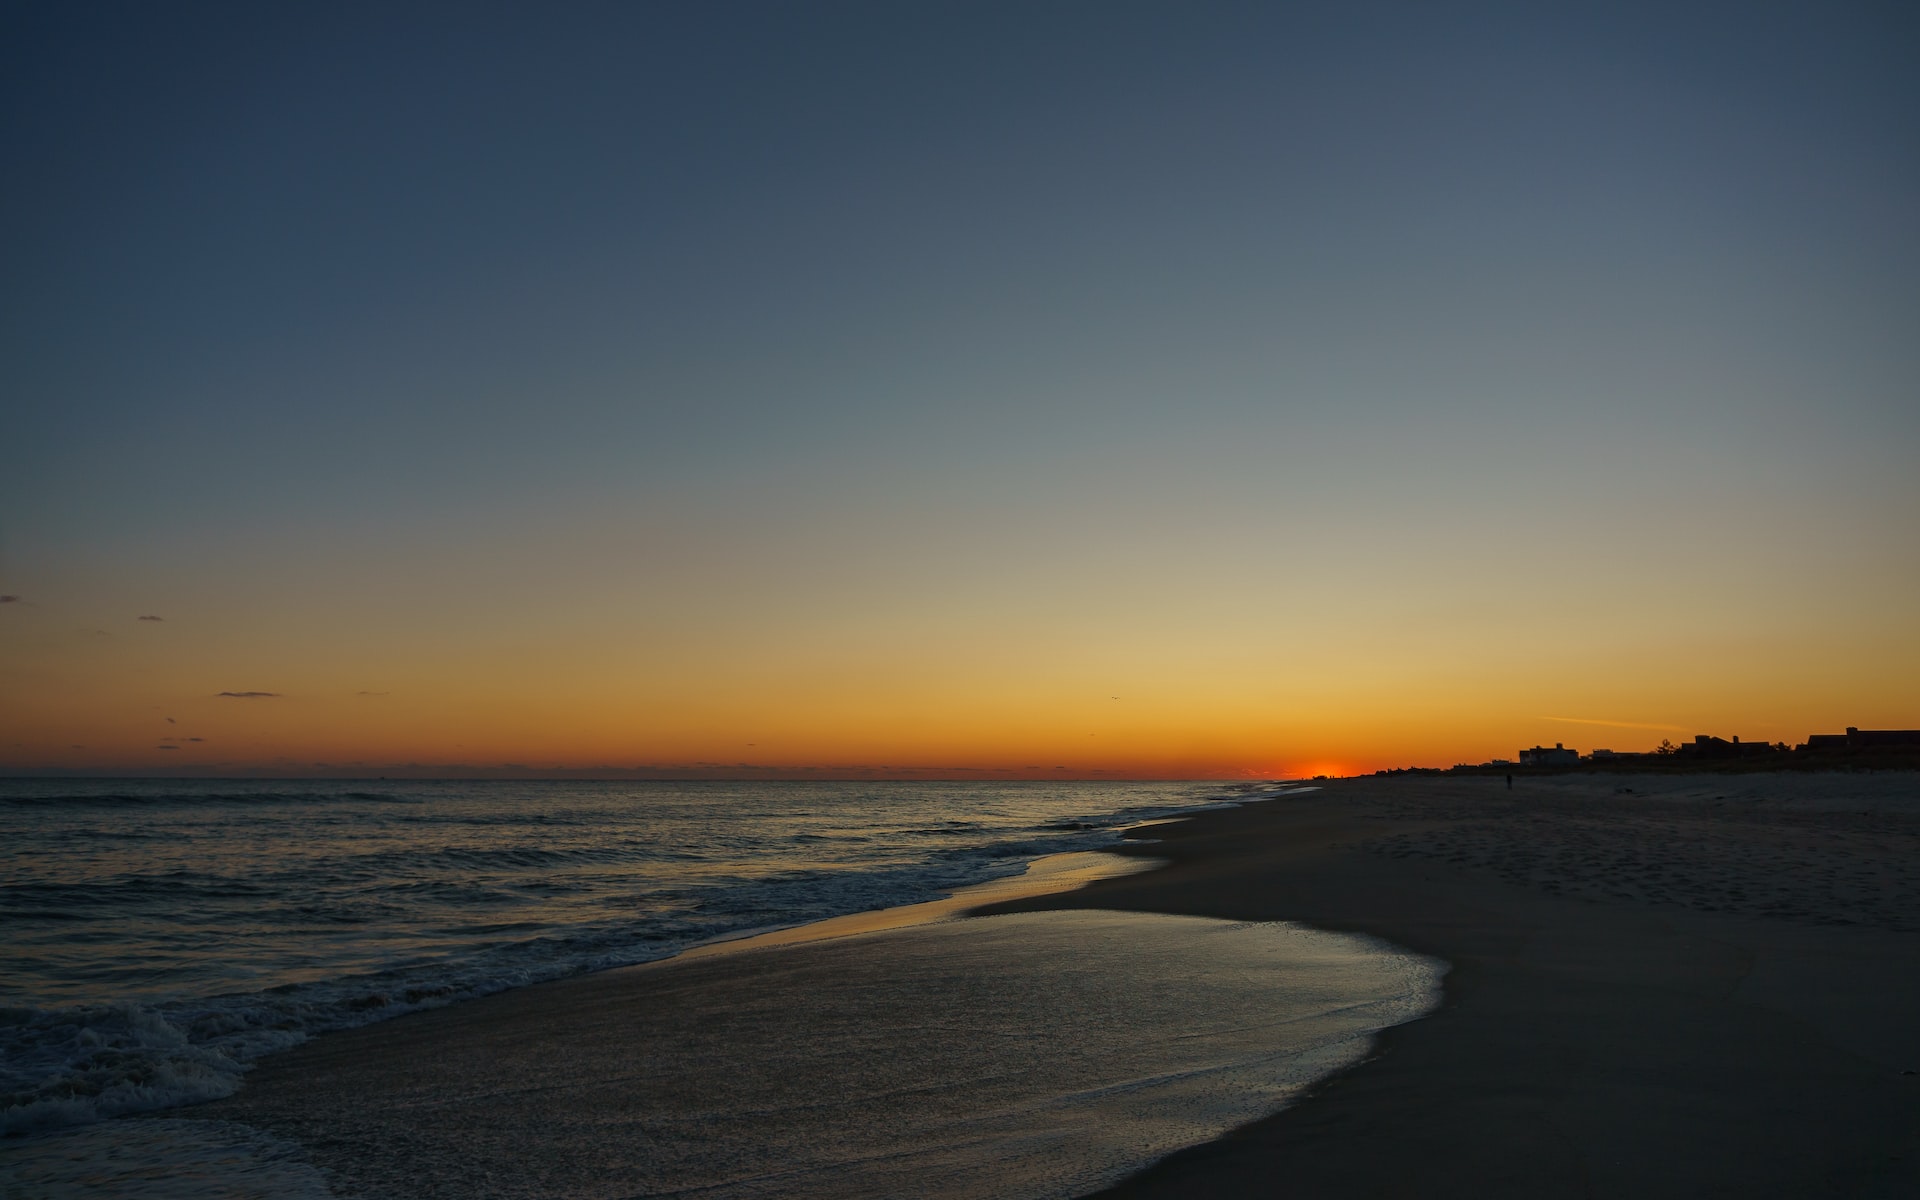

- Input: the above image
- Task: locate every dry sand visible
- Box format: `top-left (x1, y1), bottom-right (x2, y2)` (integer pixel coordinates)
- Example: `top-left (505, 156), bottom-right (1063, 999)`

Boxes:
top-left (982, 772), bottom-right (1920, 1198)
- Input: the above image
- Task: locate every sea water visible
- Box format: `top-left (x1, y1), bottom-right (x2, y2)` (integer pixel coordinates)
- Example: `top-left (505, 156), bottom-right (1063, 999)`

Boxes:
top-left (0, 778), bottom-right (1255, 1135)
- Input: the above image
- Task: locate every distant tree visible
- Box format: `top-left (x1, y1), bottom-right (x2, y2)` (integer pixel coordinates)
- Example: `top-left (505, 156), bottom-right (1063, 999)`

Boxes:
top-left (1655, 739), bottom-right (1677, 755)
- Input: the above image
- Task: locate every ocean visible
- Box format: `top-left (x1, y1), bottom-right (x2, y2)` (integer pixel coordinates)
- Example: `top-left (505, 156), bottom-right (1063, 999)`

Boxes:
top-left (1, 778), bottom-right (1250, 1135)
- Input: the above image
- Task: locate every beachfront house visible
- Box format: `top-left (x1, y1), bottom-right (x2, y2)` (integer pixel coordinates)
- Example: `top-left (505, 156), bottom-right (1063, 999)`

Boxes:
top-left (1518, 744), bottom-right (1580, 767)
top-left (1673, 735), bottom-right (1779, 760)
top-left (1799, 727), bottom-right (1920, 751)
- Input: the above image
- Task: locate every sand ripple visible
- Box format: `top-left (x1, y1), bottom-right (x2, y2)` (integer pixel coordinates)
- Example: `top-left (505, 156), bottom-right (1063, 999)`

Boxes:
top-left (1363, 775), bottom-right (1920, 931)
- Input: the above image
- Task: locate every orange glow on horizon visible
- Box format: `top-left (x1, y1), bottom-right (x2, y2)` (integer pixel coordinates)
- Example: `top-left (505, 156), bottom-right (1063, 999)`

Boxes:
top-left (2, 533), bottom-right (1914, 779)
top-left (1285, 762), bottom-right (1358, 781)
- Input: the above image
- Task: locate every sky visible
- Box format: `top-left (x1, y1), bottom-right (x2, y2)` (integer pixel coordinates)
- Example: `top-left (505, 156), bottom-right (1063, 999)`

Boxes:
top-left (3, 1), bottom-right (1917, 778)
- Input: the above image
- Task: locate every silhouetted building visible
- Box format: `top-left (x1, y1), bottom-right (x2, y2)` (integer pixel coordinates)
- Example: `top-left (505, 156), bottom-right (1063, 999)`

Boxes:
top-left (1798, 727), bottom-right (1920, 751)
top-left (1519, 743), bottom-right (1579, 767)
top-left (1674, 735), bottom-right (1777, 759)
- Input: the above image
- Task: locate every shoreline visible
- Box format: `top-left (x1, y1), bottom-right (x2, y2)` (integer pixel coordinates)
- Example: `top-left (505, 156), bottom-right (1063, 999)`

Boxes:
top-left (0, 778), bottom-right (1221, 1142)
top-left (21, 772), bottom-right (1914, 1197)
top-left (979, 772), bottom-right (1920, 1197)
top-left (161, 828), bottom-right (1439, 1199)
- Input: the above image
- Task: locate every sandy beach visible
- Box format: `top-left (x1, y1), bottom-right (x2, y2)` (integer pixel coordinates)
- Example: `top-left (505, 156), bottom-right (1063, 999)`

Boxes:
top-left (163, 772), bottom-right (1920, 1197)
top-left (991, 772), bottom-right (1920, 1198)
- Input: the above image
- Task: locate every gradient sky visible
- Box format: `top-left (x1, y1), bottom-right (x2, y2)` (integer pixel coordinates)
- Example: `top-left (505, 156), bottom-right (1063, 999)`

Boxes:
top-left (4, 1), bottom-right (1917, 778)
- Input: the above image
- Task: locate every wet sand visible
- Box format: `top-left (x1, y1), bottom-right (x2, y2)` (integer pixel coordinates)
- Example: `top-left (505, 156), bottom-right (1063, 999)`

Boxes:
top-left (168, 852), bottom-right (1436, 1199)
top-left (981, 773), bottom-right (1920, 1198)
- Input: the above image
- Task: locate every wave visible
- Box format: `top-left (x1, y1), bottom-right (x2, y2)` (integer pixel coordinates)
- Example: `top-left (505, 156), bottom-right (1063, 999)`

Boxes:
top-left (0, 1002), bottom-right (262, 1136)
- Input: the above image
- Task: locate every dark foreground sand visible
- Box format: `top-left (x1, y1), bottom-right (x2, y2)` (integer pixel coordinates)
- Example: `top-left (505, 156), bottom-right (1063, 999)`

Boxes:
top-left (187, 772), bottom-right (1919, 1198)
top-left (985, 773), bottom-right (1920, 1198)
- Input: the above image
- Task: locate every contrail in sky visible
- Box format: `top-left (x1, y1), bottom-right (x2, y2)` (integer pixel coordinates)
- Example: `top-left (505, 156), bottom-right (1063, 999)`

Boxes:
top-left (1538, 716), bottom-right (1689, 732)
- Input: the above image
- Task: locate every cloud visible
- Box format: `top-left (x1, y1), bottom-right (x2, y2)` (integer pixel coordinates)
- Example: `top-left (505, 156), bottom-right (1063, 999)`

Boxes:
top-left (1539, 716), bottom-right (1688, 732)
top-left (156, 745), bottom-right (179, 751)
top-left (138, 615), bottom-right (163, 621)
top-left (355, 690), bottom-right (390, 697)
top-left (216, 691), bottom-right (281, 699)
top-left (0, 595), bottom-right (19, 603)
top-left (188, 737), bottom-right (205, 742)
top-left (166, 717), bottom-right (176, 724)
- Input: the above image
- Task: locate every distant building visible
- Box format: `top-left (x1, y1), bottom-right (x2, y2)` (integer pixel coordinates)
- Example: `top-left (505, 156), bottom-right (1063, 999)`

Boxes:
top-left (1519, 743), bottom-right (1580, 767)
top-left (1589, 748), bottom-right (1616, 759)
top-left (1673, 735), bottom-right (1778, 759)
top-left (1798, 727), bottom-right (1920, 752)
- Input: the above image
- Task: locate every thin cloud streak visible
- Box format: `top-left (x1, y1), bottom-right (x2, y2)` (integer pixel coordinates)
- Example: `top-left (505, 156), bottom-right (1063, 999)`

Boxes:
top-left (1539, 716), bottom-right (1689, 732)
top-left (216, 691), bottom-right (282, 699)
